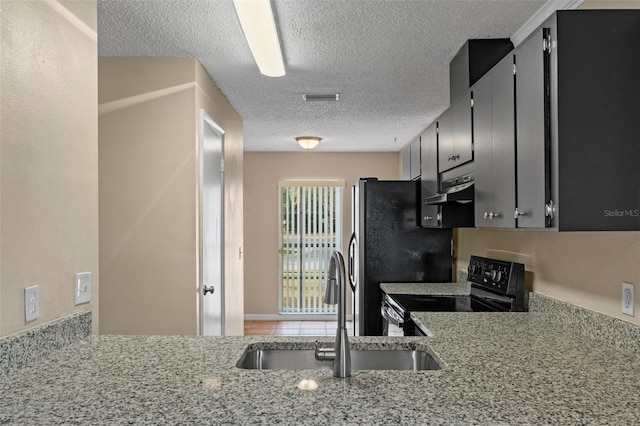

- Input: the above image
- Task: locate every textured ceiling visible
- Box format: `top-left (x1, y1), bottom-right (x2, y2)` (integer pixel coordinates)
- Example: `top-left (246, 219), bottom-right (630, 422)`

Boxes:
top-left (98, 0), bottom-right (547, 152)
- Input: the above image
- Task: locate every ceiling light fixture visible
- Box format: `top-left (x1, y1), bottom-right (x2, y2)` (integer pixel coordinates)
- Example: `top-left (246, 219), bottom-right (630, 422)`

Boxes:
top-left (232, 0), bottom-right (285, 77)
top-left (303, 94), bottom-right (340, 101)
top-left (295, 136), bottom-right (321, 150)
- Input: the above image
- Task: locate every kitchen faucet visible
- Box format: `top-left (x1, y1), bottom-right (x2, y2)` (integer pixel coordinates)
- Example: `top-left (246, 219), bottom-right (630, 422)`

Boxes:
top-left (315, 250), bottom-right (351, 378)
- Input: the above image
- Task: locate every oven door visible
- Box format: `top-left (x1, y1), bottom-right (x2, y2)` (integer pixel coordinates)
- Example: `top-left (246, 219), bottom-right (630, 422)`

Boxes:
top-left (381, 297), bottom-right (405, 335)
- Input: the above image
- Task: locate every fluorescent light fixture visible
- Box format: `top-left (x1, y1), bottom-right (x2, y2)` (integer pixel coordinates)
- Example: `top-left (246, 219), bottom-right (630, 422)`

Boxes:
top-left (233, 0), bottom-right (285, 77)
top-left (295, 136), bottom-right (321, 150)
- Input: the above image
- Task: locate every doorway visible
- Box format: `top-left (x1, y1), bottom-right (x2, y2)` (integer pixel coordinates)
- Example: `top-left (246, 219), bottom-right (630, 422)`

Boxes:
top-left (200, 110), bottom-right (225, 336)
top-left (278, 182), bottom-right (343, 314)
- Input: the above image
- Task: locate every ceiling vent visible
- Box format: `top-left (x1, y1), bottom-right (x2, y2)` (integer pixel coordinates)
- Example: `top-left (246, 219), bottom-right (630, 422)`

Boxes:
top-left (302, 94), bottom-right (340, 102)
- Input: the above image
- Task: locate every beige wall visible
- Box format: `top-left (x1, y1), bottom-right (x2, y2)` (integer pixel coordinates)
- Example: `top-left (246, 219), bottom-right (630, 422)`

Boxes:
top-left (99, 57), bottom-right (243, 335)
top-left (0, 0), bottom-right (99, 336)
top-left (243, 152), bottom-right (399, 316)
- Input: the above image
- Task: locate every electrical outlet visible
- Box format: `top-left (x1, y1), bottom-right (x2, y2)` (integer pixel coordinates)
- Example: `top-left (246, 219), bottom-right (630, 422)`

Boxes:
top-left (75, 272), bottom-right (91, 305)
top-left (622, 282), bottom-right (635, 317)
top-left (25, 285), bottom-right (39, 322)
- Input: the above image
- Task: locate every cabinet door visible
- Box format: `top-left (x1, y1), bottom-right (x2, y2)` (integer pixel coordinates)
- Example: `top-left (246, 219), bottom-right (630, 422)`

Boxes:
top-left (409, 138), bottom-right (421, 180)
top-left (515, 27), bottom-right (551, 228)
top-left (452, 92), bottom-right (473, 166)
top-left (437, 108), bottom-right (453, 172)
top-left (420, 123), bottom-right (440, 227)
top-left (490, 55), bottom-right (516, 228)
top-left (472, 74), bottom-right (493, 226)
top-left (439, 94), bottom-right (473, 173)
top-left (401, 145), bottom-right (411, 180)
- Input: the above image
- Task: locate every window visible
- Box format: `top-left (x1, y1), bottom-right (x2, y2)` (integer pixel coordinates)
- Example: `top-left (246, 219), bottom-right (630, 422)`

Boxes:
top-left (278, 181), bottom-right (344, 314)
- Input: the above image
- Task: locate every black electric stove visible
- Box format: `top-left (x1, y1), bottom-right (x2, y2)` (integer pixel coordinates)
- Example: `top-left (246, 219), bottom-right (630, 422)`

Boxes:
top-left (382, 255), bottom-right (527, 335)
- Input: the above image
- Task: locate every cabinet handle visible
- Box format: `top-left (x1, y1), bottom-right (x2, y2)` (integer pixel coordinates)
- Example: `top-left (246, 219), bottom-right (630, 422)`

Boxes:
top-left (484, 212), bottom-right (501, 220)
top-left (514, 209), bottom-right (526, 219)
top-left (203, 285), bottom-right (215, 295)
top-left (425, 216), bottom-right (433, 221)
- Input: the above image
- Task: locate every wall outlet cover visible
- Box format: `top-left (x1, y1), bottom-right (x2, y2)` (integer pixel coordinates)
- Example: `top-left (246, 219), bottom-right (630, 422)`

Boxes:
top-left (75, 272), bottom-right (91, 305)
top-left (622, 282), bottom-right (635, 317)
top-left (25, 285), bottom-right (39, 322)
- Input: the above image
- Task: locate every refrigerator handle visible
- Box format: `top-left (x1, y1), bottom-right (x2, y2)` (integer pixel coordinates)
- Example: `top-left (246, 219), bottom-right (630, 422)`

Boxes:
top-left (348, 233), bottom-right (357, 291)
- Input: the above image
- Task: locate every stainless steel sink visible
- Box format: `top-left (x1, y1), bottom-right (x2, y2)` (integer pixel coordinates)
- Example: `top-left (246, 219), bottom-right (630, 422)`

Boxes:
top-left (236, 346), bottom-right (441, 371)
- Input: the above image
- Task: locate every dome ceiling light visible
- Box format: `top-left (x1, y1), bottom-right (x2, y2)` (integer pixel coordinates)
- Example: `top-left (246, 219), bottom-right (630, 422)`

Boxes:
top-left (295, 136), bottom-right (321, 150)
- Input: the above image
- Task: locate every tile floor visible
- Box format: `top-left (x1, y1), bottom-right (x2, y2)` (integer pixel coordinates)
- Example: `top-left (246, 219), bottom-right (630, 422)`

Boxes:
top-left (244, 320), bottom-right (354, 336)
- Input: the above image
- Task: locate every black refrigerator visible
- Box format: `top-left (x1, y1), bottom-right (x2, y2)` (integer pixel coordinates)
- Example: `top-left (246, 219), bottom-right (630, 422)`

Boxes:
top-left (348, 178), bottom-right (453, 336)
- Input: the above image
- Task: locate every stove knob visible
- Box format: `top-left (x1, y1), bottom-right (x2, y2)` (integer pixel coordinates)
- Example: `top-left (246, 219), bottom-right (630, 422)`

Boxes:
top-left (490, 270), bottom-right (497, 281)
top-left (496, 271), bottom-right (503, 282)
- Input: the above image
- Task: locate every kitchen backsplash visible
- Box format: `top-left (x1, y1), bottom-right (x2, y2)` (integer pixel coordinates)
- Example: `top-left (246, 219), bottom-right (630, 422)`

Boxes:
top-left (0, 311), bottom-right (91, 376)
top-left (529, 294), bottom-right (640, 359)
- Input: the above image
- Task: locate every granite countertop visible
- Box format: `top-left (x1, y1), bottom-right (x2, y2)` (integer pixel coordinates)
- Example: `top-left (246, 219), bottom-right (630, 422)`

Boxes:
top-left (380, 281), bottom-right (470, 296)
top-left (1, 313), bottom-right (640, 425)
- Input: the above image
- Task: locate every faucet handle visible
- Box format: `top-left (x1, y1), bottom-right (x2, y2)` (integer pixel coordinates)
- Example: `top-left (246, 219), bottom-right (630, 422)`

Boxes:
top-left (314, 343), bottom-right (336, 361)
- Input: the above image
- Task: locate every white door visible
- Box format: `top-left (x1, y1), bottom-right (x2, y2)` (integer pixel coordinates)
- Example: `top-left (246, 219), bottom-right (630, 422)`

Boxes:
top-left (200, 110), bottom-right (225, 336)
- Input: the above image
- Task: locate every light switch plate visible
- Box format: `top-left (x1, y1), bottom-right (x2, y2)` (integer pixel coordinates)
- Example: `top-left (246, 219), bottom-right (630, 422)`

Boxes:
top-left (622, 282), bottom-right (634, 316)
top-left (75, 272), bottom-right (91, 305)
top-left (25, 285), bottom-right (39, 322)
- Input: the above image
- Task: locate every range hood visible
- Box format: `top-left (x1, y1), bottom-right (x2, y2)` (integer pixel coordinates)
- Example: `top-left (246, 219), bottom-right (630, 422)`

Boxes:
top-left (425, 174), bottom-right (474, 205)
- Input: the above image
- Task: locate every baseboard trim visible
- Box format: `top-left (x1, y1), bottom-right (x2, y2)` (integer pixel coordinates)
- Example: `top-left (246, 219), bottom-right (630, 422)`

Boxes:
top-left (245, 314), bottom-right (354, 321)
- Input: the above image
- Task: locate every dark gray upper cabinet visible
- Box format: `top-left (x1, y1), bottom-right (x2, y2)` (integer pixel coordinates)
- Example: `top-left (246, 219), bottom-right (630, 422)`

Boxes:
top-left (409, 137), bottom-right (421, 180)
top-left (514, 26), bottom-right (550, 228)
top-left (401, 138), bottom-right (421, 181)
top-left (436, 108), bottom-right (452, 173)
top-left (438, 91), bottom-right (473, 173)
top-left (515, 10), bottom-right (640, 231)
top-left (473, 54), bottom-right (516, 228)
top-left (420, 123), bottom-right (440, 227)
top-left (450, 39), bottom-right (514, 102)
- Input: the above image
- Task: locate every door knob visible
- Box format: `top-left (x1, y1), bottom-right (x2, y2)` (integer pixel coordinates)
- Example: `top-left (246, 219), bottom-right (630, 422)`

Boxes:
top-left (203, 285), bottom-right (215, 295)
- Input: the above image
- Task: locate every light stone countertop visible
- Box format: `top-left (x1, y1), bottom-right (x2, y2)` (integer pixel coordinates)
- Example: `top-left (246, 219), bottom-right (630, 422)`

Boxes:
top-left (380, 281), bottom-right (471, 296)
top-left (1, 313), bottom-right (640, 425)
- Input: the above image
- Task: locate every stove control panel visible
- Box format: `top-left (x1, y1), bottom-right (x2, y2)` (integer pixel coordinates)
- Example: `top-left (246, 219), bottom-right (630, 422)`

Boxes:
top-left (467, 256), bottom-right (525, 296)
